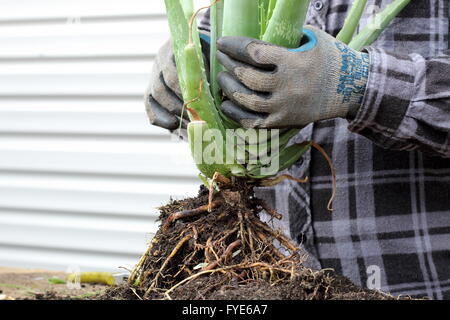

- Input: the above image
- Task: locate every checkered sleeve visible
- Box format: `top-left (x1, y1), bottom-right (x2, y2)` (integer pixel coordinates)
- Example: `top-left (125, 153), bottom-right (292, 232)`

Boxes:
top-left (348, 47), bottom-right (450, 158)
top-left (199, 9), bottom-right (211, 32)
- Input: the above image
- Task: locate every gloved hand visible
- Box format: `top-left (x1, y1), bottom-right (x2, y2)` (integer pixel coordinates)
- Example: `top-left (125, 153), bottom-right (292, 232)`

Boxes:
top-left (216, 25), bottom-right (370, 129)
top-left (144, 34), bottom-right (211, 131)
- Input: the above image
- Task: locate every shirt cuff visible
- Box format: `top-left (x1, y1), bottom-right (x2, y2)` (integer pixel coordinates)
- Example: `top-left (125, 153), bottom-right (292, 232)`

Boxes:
top-left (348, 47), bottom-right (416, 142)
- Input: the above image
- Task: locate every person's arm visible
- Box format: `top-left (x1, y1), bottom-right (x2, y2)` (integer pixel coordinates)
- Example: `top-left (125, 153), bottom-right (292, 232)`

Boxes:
top-left (348, 48), bottom-right (450, 158)
top-left (215, 26), bottom-right (450, 158)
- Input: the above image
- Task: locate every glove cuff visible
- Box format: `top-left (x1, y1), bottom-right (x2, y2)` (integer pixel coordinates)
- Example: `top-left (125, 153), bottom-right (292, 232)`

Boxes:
top-left (330, 43), bottom-right (370, 119)
top-left (297, 26), bottom-right (369, 121)
top-left (288, 29), bottom-right (318, 53)
top-left (199, 31), bottom-right (211, 44)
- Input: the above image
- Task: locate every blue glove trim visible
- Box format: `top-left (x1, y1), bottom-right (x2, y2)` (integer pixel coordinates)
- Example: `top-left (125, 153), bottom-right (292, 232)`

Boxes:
top-left (288, 29), bottom-right (317, 52)
top-left (199, 33), bottom-right (211, 44)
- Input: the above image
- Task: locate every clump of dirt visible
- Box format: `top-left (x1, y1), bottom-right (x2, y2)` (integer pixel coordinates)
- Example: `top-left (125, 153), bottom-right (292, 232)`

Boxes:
top-left (101, 180), bottom-right (398, 300)
top-left (32, 291), bottom-right (69, 300)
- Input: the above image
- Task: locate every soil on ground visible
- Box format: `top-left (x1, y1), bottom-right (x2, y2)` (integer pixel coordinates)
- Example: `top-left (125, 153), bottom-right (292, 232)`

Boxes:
top-left (2, 184), bottom-right (410, 301)
top-left (0, 267), bottom-right (107, 300)
top-left (99, 182), bottom-right (405, 300)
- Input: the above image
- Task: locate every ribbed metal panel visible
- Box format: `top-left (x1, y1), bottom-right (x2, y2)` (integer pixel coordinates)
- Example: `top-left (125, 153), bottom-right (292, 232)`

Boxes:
top-left (0, 0), bottom-right (205, 272)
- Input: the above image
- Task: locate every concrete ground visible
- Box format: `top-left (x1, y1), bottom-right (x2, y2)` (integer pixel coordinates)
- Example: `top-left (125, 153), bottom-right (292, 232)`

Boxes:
top-left (0, 267), bottom-right (108, 300)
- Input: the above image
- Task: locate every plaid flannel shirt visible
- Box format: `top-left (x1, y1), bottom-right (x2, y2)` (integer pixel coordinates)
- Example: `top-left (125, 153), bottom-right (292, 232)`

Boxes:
top-left (201, 0), bottom-right (450, 299)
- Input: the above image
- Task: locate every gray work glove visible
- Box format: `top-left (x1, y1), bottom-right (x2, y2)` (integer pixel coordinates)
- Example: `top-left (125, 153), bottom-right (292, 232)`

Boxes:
top-left (216, 25), bottom-right (370, 129)
top-left (144, 35), bottom-right (210, 131)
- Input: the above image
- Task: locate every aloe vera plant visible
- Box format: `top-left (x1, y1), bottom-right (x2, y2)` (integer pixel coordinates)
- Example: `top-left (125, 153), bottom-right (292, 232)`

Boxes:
top-left (336, 0), bottom-right (368, 44)
top-left (128, 0), bottom-right (413, 289)
top-left (349, 0), bottom-right (411, 50)
top-left (164, 0), bottom-right (411, 185)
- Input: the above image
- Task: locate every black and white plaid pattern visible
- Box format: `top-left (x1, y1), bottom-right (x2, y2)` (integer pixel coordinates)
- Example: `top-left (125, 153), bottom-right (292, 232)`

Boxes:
top-left (200, 0), bottom-right (450, 299)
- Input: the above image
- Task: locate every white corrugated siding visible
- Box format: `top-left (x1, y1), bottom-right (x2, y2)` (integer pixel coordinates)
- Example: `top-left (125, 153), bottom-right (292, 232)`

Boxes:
top-left (0, 0), bottom-right (206, 272)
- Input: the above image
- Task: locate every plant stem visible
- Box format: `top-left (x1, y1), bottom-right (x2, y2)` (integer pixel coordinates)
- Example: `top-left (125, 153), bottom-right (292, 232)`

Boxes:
top-left (267, 0), bottom-right (277, 23)
top-left (164, 0), bottom-right (221, 129)
top-left (348, 0), bottom-right (411, 50)
top-left (262, 0), bottom-right (311, 48)
top-left (180, 0), bottom-right (194, 21)
top-left (217, 0), bottom-right (261, 130)
top-left (336, 0), bottom-right (368, 44)
top-left (222, 0), bottom-right (260, 38)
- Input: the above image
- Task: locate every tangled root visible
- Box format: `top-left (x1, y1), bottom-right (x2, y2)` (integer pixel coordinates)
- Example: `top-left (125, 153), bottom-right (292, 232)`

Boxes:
top-left (128, 178), bottom-right (310, 300)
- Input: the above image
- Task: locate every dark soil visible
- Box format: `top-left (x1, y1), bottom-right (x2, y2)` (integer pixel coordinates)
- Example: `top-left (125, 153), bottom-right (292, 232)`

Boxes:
top-left (99, 180), bottom-right (401, 300)
top-left (102, 273), bottom-right (394, 300)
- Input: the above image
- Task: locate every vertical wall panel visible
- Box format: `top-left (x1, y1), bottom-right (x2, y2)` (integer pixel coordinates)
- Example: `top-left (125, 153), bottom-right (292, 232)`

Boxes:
top-left (0, 0), bottom-right (207, 272)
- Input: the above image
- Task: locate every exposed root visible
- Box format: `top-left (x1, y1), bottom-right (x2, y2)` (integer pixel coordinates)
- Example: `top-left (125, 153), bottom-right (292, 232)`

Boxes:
top-left (179, 79), bottom-right (203, 134)
top-left (164, 263), bottom-right (248, 298)
top-left (114, 181), bottom-right (402, 301)
top-left (250, 217), bottom-right (299, 253)
top-left (253, 141), bottom-right (335, 212)
top-left (187, 0), bottom-right (221, 45)
top-left (128, 236), bottom-right (158, 285)
top-left (203, 240), bottom-right (242, 271)
top-left (255, 199), bottom-right (282, 220)
top-left (130, 287), bottom-right (143, 300)
top-left (259, 174), bottom-right (309, 187)
top-left (145, 234), bottom-right (192, 297)
top-left (131, 179), bottom-right (309, 300)
top-left (162, 200), bottom-right (223, 232)
top-left (208, 172), bottom-right (231, 212)
top-left (310, 141), bottom-right (336, 212)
